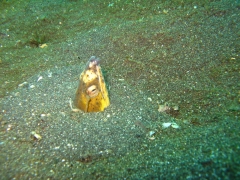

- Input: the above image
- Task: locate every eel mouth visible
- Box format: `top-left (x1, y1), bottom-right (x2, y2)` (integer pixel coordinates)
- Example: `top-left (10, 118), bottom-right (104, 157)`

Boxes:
top-left (88, 56), bottom-right (100, 69)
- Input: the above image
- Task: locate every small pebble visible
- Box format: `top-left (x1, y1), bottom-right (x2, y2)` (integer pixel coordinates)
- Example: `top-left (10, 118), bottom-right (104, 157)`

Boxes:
top-left (37, 76), bottom-right (43, 82)
top-left (31, 131), bottom-right (42, 140)
top-left (171, 122), bottom-right (180, 129)
top-left (158, 104), bottom-right (170, 112)
top-left (162, 122), bottom-right (172, 128)
top-left (18, 82), bottom-right (28, 87)
top-left (149, 131), bottom-right (155, 137)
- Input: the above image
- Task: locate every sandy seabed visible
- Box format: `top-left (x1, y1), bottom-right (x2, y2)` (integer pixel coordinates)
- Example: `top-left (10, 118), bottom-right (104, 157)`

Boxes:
top-left (0, 0), bottom-right (239, 179)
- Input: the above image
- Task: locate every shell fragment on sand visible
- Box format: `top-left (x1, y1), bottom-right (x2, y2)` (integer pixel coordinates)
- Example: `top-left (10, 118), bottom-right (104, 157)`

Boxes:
top-left (162, 122), bottom-right (180, 129)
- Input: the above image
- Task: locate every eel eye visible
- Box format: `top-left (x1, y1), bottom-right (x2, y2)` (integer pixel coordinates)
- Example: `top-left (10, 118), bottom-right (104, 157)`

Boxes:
top-left (87, 85), bottom-right (99, 98)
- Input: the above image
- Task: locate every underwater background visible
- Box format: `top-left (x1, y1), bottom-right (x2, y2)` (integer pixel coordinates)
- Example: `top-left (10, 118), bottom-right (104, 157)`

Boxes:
top-left (0, 0), bottom-right (239, 179)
